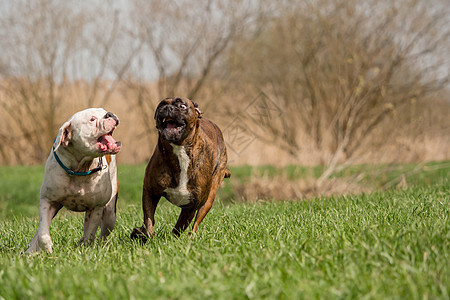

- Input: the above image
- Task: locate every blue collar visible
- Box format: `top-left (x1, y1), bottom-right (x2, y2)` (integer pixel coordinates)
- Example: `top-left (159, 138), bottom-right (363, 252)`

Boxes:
top-left (52, 145), bottom-right (104, 176)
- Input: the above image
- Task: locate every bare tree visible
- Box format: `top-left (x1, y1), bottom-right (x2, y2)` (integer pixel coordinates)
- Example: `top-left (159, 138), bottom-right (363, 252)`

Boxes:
top-left (0, 0), bottom-right (447, 169)
top-left (0, 0), bottom-right (137, 164)
top-left (225, 0), bottom-right (450, 185)
top-left (123, 0), bottom-right (265, 146)
top-left (0, 0), bottom-right (86, 162)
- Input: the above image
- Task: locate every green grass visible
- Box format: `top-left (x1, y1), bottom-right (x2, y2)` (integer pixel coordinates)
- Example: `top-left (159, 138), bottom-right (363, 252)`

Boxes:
top-left (0, 164), bottom-right (149, 220)
top-left (0, 163), bottom-right (448, 299)
top-left (0, 165), bottom-right (44, 219)
top-left (1, 162), bottom-right (448, 219)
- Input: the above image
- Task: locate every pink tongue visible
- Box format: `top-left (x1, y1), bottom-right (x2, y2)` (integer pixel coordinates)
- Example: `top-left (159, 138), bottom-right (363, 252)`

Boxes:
top-left (97, 134), bottom-right (121, 153)
top-left (167, 122), bottom-right (178, 129)
top-left (102, 135), bottom-right (116, 145)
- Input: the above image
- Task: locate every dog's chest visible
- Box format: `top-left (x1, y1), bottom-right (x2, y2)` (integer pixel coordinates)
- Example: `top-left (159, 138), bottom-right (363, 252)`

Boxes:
top-left (164, 145), bottom-right (191, 207)
top-left (43, 168), bottom-right (112, 211)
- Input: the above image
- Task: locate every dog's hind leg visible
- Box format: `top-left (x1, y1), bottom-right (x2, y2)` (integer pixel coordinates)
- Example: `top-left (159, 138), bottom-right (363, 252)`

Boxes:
top-left (100, 193), bottom-right (118, 239)
top-left (79, 206), bottom-right (103, 244)
top-left (101, 156), bottom-right (119, 239)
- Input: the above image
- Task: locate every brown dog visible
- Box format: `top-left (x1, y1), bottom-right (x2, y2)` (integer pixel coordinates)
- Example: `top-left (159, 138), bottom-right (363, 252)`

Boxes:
top-left (131, 97), bottom-right (230, 240)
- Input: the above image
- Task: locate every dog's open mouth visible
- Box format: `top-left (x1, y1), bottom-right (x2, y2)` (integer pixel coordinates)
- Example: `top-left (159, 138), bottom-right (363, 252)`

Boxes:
top-left (97, 130), bottom-right (122, 154)
top-left (160, 117), bottom-right (186, 141)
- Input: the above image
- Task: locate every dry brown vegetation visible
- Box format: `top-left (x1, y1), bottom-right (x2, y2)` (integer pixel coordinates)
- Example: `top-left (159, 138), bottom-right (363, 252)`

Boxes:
top-left (0, 0), bottom-right (449, 193)
top-left (231, 173), bottom-right (371, 202)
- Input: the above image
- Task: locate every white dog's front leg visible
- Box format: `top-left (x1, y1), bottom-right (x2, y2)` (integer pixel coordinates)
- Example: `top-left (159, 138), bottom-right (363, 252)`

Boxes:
top-left (25, 199), bottom-right (61, 253)
top-left (79, 206), bottom-right (103, 244)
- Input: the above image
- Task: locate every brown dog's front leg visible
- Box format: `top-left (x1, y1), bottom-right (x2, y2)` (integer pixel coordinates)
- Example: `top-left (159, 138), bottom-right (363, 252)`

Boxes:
top-left (172, 208), bottom-right (197, 237)
top-left (191, 201), bottom-right (213, 235)
top-left (131, 190), bottom-right (160, 242)
top-left (191, 174), bottom-right (224, 235)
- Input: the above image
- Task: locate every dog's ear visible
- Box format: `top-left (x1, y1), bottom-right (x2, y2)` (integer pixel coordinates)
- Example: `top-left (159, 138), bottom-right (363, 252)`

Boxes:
top-left (154, 99), bottom-right (168, 120)
top-left (193, 101), bottom-right (203, 118)
top-left (154, 103), bottom-right (160, 120)
top-left (53, 121), bottom-right (72, 151)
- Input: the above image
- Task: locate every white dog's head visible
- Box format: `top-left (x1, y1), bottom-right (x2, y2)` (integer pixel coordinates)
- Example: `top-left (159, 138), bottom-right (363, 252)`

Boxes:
top-left (53, 108), bottom-right (122, 156)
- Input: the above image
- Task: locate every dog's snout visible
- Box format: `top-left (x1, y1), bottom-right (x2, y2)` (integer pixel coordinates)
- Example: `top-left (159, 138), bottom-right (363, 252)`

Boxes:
top-left (104, 112), bottom-right (119, 126)
top-left (105, 112), bottom-right (115, 119)
top-left (159, 105), bottom-right (175, 117)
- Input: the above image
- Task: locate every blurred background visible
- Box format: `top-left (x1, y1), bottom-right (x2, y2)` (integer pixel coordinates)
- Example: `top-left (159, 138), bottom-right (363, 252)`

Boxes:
top-left (0, 0), bottom-right (449, 198)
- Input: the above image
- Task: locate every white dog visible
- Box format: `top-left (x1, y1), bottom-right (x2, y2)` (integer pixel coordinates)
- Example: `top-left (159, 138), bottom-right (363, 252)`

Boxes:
top-left (26, 108), bottom-right (122, 253)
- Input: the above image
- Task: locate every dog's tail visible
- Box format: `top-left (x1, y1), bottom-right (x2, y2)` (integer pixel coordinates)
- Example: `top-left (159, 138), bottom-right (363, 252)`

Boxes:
top-left (224, 168), bottom-right (231, 179)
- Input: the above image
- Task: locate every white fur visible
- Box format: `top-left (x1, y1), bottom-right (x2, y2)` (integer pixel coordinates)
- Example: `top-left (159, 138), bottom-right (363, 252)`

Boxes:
top-left (25, 108), bottom-right (119, 254)
top-left (164, 144), bottom-right (191, 206)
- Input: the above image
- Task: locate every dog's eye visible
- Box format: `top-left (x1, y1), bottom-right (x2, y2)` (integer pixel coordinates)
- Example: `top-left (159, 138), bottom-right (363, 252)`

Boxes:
top-left (179, 104), bottom-right (187, 110)
top-left (90, 116), bottom-right (97, 122)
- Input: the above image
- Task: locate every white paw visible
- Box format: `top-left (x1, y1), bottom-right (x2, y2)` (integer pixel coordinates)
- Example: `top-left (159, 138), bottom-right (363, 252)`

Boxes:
top-left (38, 234), bottom-right (53, 253)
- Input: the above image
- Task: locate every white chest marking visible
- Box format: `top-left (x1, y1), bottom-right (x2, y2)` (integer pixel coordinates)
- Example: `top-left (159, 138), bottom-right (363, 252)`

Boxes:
top-left (164, 144), bottom-right (191, 206)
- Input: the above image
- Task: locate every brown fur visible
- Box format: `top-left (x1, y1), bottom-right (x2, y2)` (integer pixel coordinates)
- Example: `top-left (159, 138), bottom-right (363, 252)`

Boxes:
top-left (131, 97), bottom-right (230, 239)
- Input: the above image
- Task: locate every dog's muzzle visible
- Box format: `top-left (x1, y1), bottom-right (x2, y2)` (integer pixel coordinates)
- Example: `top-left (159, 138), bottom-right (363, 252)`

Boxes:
top-left (157, 106), bottom-right (187, 142)
top-left (97, 112), bottom-right (122, 154)
top-left (105, 112), bottom-right (119, 126)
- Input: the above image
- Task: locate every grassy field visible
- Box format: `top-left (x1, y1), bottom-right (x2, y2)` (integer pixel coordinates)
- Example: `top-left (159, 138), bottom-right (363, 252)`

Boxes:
top-left (0, 163), bottom-right (448, 299)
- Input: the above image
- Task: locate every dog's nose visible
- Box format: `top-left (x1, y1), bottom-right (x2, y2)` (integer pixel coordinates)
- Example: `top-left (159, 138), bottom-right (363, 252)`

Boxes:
top-left (104, 112), bottom-right (119, 126)
top-left (159, 105), bottom-right (174, 117)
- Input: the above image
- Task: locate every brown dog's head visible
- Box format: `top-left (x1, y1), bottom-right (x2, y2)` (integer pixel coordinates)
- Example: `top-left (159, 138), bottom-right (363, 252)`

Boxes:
top-left (154, 97), bottom-right (202, 144)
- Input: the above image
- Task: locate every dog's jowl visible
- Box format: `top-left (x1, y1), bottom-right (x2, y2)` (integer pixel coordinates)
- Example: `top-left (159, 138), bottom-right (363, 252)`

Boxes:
top-left (26, 108), bottom-right (121, 253)
top-left (131, 97), bottom-right (230, 240)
